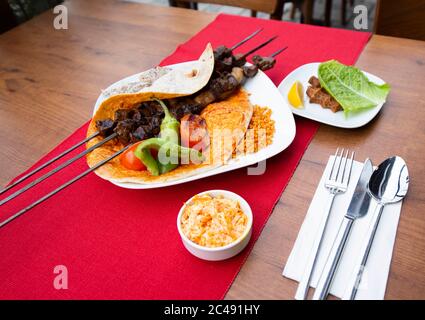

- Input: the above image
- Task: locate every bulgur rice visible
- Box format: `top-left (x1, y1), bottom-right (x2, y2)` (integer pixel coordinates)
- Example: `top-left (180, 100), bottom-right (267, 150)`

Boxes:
top-left (233, 105), bottom-right (275, 157)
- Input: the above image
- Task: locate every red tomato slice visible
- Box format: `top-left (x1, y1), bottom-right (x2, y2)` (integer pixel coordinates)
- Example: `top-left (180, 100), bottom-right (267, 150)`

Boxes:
top-left (120, 141), bottom-right (159, 171)
top-left (180, 114), bottom-right (209, 150)
top-left (120, 142), bottom-right (146, 171)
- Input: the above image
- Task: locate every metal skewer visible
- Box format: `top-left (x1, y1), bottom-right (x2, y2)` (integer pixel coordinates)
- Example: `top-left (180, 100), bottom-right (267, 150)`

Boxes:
top-left (240, 35), bottom-right (278, 59)
top-left (0, 145), bottom-right (129, 229)
top-left (270, 46), bottom-right (288, 57)
top-left (0, 132), bottom-right (100, 195)
top-left (0, 133), bottom-right (117, 207)
top-left (230, 28), bottom-right (263, 50)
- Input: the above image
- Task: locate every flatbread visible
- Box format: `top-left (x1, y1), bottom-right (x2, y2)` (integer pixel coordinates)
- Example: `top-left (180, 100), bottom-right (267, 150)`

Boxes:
top-left (98, 43), bottom-right (214, 103)
top-left (86, 89), bottom-right (253, 184)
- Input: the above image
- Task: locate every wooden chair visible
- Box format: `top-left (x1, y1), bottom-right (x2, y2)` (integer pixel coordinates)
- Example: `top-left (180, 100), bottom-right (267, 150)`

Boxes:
top-left (296, 0), bottom-right (354, 27)
top-left (290, 0), bottom-right (354, 27)
top-left (1, 0), bottom-right (65, 34)
top-left (169, 0), bottom-right (285, 20)
top-left (374, 0), bottom-right (425, 41)
top-left (340, 0), bottom-right (354, 26)
top-left (0, 0), bottom-right (18, 34)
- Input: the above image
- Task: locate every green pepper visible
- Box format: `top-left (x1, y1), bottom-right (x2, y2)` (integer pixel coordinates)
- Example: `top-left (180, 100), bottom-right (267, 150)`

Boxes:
top-left (157, 99), bottom-right (180, 144)
top-left (134, 99), bottom-right (204, 176)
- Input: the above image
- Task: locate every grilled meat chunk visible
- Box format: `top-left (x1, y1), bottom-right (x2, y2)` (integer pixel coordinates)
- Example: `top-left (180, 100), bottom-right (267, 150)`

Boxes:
top-left (131, 126), bottom-right (149, 142)
top-left (307, 76), bottom-right (342, 113)
top-left (214, 56), bottom-right (234, 74)
top-left (167, 97), bottom-right (203, 120)
top-left (114, 109), bottom-right (135, 122)
top-left (139, 101), bottom-right (164, 117)
top-left (232, 53), bottom-right (247, 68)
top-left (95, 119), bottom-right (116, 136)
top-left (243, 65), bottom-right (258, 78)
top-left (97, 100), bottom-right (166, 143)
top-left (132, 109), bottom-right (145, 123)
top-left (308, 75), bottom-right (321, 88)
top-left (114, 119), bottom-right (137, 144)
top-left (194, 67), bottom-right (244, 106)
top-left (214, 45), bottom-right (232, 61)
top-left (210, 72), bottom-right (240, 100)
top-left (194, 90), bottom-right (216, 107)
top-left (252, 55), bottom-right (276, 71)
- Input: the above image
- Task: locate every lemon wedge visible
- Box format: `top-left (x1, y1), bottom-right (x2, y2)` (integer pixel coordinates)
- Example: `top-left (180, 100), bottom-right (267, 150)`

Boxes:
top-left (288, 81), bottom-right (304, 108)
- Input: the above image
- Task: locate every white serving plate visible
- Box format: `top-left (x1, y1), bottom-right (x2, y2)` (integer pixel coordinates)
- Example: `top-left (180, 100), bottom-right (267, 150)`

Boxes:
top-left (93, 62), bottom-right (296, 189)
top-left (278, 62), bottom-right (387, 128)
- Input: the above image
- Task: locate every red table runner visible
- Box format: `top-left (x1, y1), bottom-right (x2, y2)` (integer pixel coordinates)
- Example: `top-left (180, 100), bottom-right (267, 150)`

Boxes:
top-left (0, 14), bottom-right (370, 299)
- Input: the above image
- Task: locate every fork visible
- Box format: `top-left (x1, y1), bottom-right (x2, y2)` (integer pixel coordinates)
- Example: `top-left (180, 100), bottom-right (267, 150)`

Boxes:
top-left (294, 148), bottom-right (354, 300)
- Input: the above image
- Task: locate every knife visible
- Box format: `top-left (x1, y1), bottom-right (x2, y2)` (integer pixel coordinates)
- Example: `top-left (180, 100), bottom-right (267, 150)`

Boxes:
top-left (312, 158), bottom-right (373, 300)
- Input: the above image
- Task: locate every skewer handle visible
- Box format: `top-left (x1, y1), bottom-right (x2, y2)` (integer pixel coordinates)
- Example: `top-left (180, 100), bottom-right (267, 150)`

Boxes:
top-left (0, 132), bottom-right (99, 196)
top-left (0, 145), bottom-right (129, 229)
top-left (0, 133), bottom-right (116, 207)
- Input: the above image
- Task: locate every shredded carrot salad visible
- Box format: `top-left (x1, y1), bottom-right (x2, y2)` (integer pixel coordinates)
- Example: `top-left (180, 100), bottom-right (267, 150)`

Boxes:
top-left (180, 194), bottom-right (248, 248)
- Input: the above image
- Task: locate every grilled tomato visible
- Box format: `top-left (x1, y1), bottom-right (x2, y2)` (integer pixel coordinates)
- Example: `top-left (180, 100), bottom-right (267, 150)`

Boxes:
top-left (180, 114), bottom-right (209, 150)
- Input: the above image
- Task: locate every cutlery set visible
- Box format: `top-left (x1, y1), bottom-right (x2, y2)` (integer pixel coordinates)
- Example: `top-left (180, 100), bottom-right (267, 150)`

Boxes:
top-left (294, 149), bottom-right (409, 300)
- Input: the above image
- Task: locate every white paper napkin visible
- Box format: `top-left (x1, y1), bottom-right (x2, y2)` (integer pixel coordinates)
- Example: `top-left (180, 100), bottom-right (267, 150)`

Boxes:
top-left (282, 156), bottom-right (403, 300)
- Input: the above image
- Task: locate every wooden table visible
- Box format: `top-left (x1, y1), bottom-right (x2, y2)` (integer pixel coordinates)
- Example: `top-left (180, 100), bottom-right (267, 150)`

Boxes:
top-left (1, 0), bottom-right (424, 299)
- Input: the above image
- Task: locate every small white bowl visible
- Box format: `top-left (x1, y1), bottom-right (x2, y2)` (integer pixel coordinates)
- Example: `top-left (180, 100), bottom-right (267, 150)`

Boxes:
top-left (177, 190), bottom-right (253, 261)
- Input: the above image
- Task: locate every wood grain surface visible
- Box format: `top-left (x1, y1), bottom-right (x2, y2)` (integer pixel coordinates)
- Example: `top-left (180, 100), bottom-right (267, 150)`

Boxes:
top-left (0, 0), bottom-right (424, 299)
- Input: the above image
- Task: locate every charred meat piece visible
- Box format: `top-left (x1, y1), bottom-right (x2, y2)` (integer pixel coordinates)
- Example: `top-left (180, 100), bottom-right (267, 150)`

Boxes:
top-left (306, 86), bottom-right (321, 100)
top-left (114, 109), bottom-right (135, 122)
top-left (233, 53), bottom-right (247, 68)
top-left (168, 98), bottom-right (203, 120)
top-left (130, 126), bottom-right (149, 143)
top-left (308, 75), bottom-right (321, 88)
top-left (138, 101), bottom-right (164, 118)
top-left (327, 99), bottom-right (342, 113)
top-left (210, 72), bottom-right (240, 100)
top-left (307, 87), bottom-right (331, 105)
top-left (252, 55), bottom-right (276, 71)
top-left (137, 103), bottom-right (153, 118)
top-left (306, 76), bottom-right (342, 113)
top-left (96, 118), bottom-right (116, 137)
top-left (194, 67), bottom-right (243, 106)
top-left (132, 109), bottom-right (146, 124)
top-left (194, 90), bottom-right (216, 108)
top-left (114, 119), bottom-right (137, 144)
top-left (214, 56), bottom-right (234, 74)
top-left (214, 45), bottom-right (232, 61)
top-left (149, 117), bottom-right (162, 136)
top-left (243, 65), bottom-right (258, 78)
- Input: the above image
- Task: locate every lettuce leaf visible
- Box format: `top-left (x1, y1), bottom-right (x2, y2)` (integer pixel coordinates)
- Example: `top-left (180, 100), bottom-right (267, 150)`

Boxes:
top-left (318, 60), bottom-right (390, 114)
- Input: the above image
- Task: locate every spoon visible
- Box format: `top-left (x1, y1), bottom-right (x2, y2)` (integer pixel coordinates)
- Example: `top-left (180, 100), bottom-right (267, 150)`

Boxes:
top-left (345, 156), bottom-right (409, 300)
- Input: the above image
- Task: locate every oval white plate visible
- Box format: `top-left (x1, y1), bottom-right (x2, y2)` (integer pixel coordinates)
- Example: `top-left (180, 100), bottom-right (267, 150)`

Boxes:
top-left (278, 62), bottom-right (387, 128)
top-left (93, 62), bottom-right (296, 189)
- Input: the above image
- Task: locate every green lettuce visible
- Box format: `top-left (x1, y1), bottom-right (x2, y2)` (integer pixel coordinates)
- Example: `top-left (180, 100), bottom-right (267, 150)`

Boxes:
top-left (318, 60), bottom-right (390, 114)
